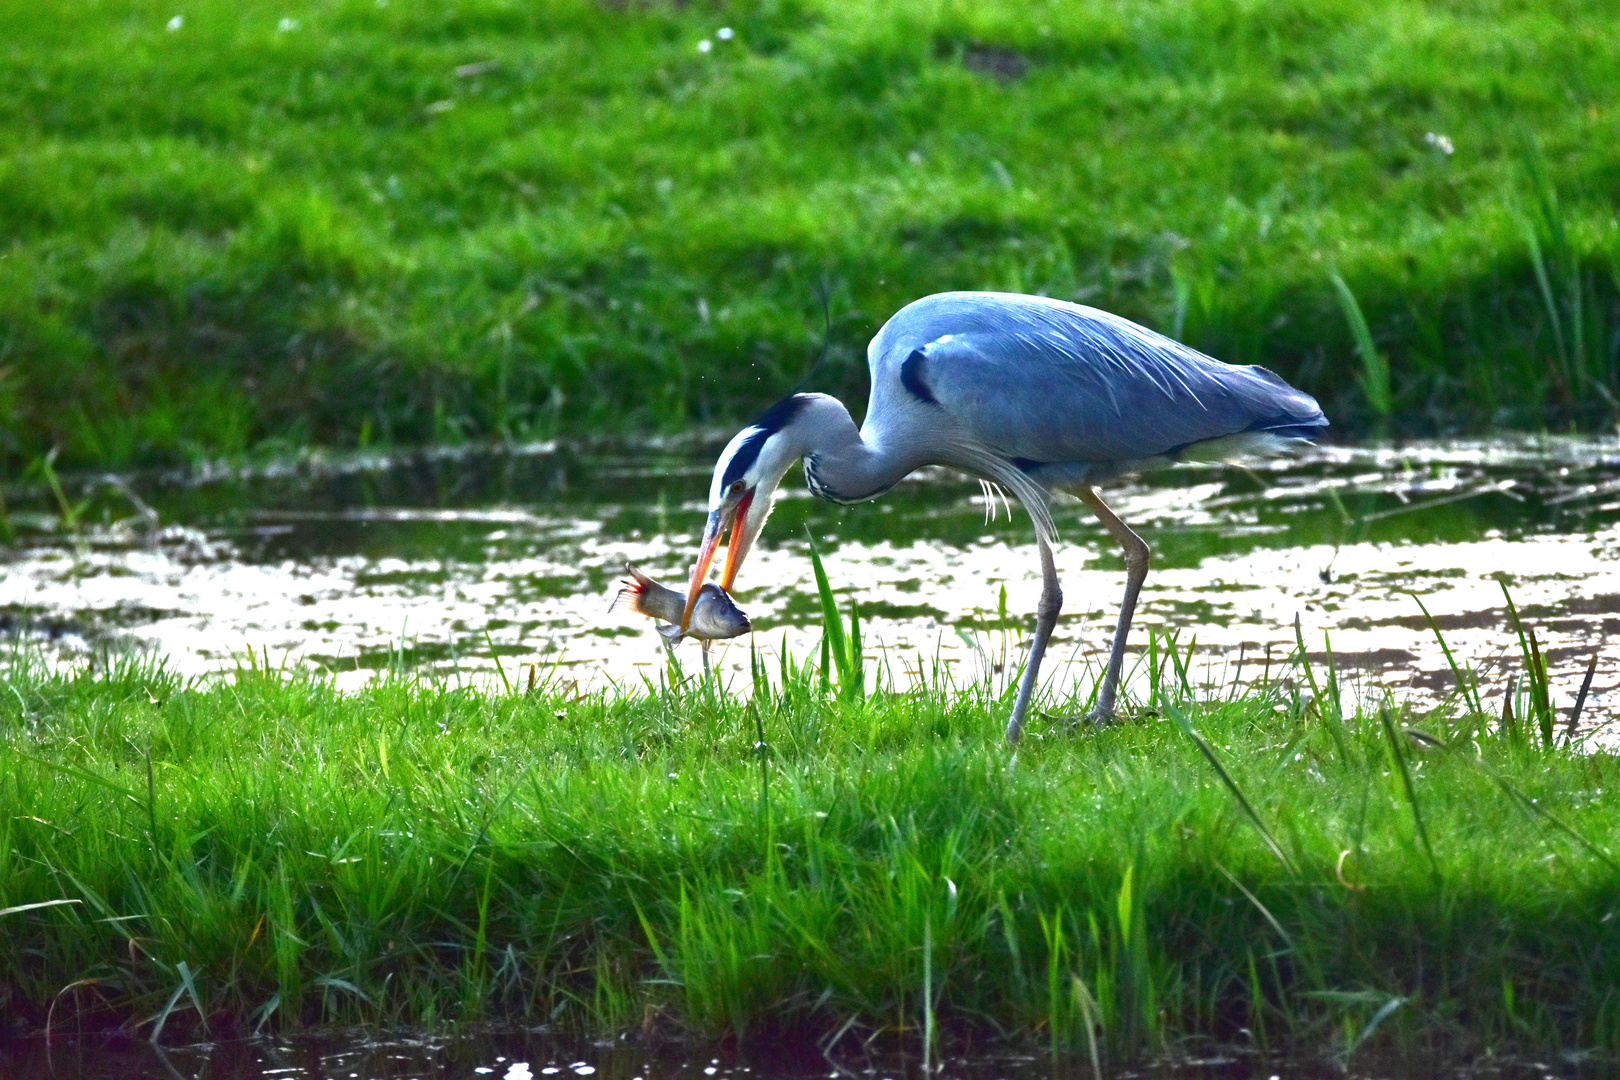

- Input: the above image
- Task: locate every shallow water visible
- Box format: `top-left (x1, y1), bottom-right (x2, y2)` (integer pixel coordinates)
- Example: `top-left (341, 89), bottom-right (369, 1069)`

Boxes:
top-left (3, 435), bottom-right (1618, 736)
top-left (0, 1028), bottom-right (1600, 1080)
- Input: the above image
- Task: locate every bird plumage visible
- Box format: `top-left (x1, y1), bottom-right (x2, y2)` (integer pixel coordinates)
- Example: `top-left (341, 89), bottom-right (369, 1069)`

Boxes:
top-left (864, 291), bottom-right (1325, 476)
top-left (688, 290), bottom-right (1327, 742)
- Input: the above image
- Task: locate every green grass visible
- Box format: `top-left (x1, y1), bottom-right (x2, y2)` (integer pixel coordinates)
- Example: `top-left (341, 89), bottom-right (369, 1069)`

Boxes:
top-left (1, 638), bottom-right (1617, 1067)
top-left (3, 0), bottom-right (1620, 470)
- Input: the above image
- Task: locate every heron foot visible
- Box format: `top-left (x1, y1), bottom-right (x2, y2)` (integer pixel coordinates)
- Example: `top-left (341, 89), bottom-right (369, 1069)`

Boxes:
top-left (1039, 708), bottom-right (1117, 732)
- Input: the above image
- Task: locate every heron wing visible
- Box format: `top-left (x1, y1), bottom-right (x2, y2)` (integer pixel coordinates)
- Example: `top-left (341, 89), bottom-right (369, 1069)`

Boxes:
top-left (868, 291), bottom-right (1326, 465)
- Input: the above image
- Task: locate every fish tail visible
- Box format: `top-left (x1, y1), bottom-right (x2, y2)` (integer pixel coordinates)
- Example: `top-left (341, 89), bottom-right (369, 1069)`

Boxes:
top-left (611, 577), bottom-right (650, 616)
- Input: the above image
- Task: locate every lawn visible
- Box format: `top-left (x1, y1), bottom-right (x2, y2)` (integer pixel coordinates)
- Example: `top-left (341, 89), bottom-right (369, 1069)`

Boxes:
top-left (2, 0), bottom-right (1619, 469)
top-left (2, 642), bottom-right (1616, 1065)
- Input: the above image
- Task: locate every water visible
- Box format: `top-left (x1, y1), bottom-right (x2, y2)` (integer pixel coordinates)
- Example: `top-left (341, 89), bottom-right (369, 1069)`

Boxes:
top-left (0, 1027), bottom-right (1600, 1080)
top-left (3, 435), bottom-right (1618, 736)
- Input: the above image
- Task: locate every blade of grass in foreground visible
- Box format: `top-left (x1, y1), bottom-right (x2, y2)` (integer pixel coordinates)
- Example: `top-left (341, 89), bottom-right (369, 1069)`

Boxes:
top-left (804, 528), bottom-right (861, 701)
top-left (1380, 707), bottom-right (1441, 888)
top-left (1164, 702), bottom-right (1296, 873)
top-left (1498, 578), bottom-right (1555, 746)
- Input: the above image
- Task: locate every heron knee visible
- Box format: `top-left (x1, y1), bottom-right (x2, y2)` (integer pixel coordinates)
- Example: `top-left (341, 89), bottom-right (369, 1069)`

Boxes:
top-left (1123, 537), bottom-right (1151, 577)
top-left (1037, 585), bottom-right (1063, 623)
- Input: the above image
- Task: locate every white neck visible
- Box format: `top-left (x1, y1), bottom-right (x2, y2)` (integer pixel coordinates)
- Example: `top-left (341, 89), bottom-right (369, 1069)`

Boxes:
top-left (776, 395), bottom-right (917, 504)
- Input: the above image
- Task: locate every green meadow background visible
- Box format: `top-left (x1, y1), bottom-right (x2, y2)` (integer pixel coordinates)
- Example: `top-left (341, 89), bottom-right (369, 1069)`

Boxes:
top-left (2, 0), bottom-right (1619, 470)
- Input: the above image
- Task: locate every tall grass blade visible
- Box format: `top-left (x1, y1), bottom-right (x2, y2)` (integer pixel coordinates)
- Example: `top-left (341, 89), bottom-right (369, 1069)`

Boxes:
top-left (0, 899), bottom-right (81, 919)
top-left (1498, 579), bottom-right (1554, 746)
top-left (1411, 593), bottom-right (1483, 717)
top-left (149, 960), bottom-right (208, 1044)
top-left (8, 748), bottom-right (144, 806)
top-left (1521, 216), bottom-right (1569, 389)
top-left (1329, 270), bottom-right (1392, 417)
top-left (1215, 864), bottom-right (1293, 950)
top-left (751, 701), bottom-right (771, 842)
top-left (1294, 619), bottom-right (1351, 767)
top-left (1345, 995), bottom-right (1406, 1066)
top-left (1567, 651), bottom-right (1598, 742)
top-left (804, 527), bottom-right (862, 701)
top-left (1379, 708), bottom-right (1440, 887)
top-left (1164, 703), bottom-right (1296, 872)
top-left (922, 912), bottom-right (934, 1073)
top-left (1527, 628), bottom-right (1552, 747)
top-left (483, 630), bottom-right (513, 695)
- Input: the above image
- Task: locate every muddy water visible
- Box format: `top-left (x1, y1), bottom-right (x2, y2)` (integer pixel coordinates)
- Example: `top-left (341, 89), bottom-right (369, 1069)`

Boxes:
top-left (2, 435), bottom-right (1617, 735)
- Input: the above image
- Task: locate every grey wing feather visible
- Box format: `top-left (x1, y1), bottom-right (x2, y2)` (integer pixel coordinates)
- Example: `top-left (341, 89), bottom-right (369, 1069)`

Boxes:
top-left (869, 292), bottom-right (1326, 465)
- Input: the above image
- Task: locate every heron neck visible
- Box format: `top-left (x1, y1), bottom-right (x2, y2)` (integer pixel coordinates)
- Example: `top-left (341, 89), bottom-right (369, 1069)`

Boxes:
top-left (793, 398), bottom-right (912, 504)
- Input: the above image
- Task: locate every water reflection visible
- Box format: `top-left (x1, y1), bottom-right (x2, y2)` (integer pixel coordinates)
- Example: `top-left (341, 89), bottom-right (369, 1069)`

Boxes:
top-left (0, 1028), bottom-right (1595, 1080)
top-left (2, 436), bottom-right (1616, 734)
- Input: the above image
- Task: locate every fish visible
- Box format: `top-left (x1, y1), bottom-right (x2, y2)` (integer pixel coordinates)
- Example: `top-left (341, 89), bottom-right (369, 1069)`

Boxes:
top-left (612, 563), bottom-right (751, 645)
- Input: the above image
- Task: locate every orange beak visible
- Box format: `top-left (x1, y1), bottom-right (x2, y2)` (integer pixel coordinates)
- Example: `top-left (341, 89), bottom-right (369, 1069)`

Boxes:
top-left (720, 490), bottom-right (753, 591)
top-left (680, 510), bottom-right (726, 633)
top-left (680, 491), bottom-right (755, 631)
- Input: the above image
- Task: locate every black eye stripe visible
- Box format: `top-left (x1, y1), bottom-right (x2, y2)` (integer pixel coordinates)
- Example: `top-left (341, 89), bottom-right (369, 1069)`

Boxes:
top-left (718, 394), bottom-right (810, 489)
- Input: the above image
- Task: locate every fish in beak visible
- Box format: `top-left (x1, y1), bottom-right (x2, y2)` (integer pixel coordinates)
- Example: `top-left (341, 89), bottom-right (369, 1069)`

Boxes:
top-left (681, 487), bottom-right (755, 631)
top-left (614, 563), bottom-right (751, 643)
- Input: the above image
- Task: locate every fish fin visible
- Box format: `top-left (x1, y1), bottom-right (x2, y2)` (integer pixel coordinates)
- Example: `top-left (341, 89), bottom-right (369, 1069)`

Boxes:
top-left (610, 582), bottom-right (641, 614)
top-left (656, 623), bottom-right (684, 645)
top-left (615, 576), bottom-right (658, 617)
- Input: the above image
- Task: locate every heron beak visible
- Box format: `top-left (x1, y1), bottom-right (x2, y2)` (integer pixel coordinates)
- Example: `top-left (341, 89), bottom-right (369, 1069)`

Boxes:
top-left (719, 490), bottom-right (754, 591)
top-left (681, 508), bottom-right (728, 632)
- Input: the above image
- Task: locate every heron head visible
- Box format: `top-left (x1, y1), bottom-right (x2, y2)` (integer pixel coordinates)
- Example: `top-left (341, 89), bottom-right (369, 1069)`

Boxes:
top-left (680, 394), bottom-right (815, 631)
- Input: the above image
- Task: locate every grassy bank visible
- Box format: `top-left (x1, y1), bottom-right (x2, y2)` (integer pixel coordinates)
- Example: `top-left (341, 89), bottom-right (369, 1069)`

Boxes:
top-left (3, 0), bottom-right (1620, 470)
top-left (2, 639), bottom-right (1617, 1067)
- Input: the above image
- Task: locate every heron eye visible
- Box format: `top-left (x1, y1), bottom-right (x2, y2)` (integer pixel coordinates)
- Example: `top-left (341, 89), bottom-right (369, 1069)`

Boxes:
top-left (729, 480), bottom-right (746, 495)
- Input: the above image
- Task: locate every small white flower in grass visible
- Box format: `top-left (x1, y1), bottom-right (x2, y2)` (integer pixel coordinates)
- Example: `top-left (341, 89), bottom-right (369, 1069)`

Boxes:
top-left (504, 1065), bottom-right (533, 1080)
top-left (166, 15), bottom-right (183, 31)
top-left (1424, 131), bottom-right (1454, 155)
top-left (716, 27), bottom-right (733, 41)
top-left (697, 38), bottom-right (712, 53)
top-left (278, 17), bottom-right (300, 32)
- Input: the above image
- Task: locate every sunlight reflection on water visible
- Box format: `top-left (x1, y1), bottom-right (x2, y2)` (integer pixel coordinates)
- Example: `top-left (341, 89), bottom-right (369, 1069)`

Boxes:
top-left (3, 435), bottom-right (1617, 740)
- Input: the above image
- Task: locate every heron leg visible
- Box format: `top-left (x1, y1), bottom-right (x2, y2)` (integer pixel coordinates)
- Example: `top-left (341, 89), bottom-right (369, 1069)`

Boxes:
top-left (1077, 485), bottom-right (1150, 723)
top-left (1006, 536), bottom-right (1062, 745)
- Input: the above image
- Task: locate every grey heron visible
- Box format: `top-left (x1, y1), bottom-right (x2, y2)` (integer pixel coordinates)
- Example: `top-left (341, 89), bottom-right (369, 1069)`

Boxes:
top-left (680, 291), bottom-right (1326, 743)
